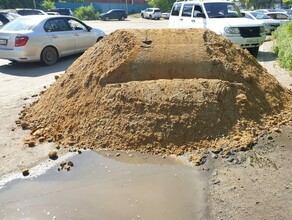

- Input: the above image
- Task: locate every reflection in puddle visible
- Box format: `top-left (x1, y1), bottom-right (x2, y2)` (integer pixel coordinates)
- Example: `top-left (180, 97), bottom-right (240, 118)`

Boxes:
top-left (0, 151), bottom-right (207, 220)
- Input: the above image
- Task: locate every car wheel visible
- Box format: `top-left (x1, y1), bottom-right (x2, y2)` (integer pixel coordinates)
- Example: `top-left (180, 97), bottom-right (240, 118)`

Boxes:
top-left (149, 15), bottom-right (152, 19)
top-left (96, 37), bottom-right (103, 42)
top-left (120, 16), bottom-right (125, 21)
top-left (41, 46), bottom-right (58, 66)
top-left (247, 47), bottom-right (259, 58)
top-left (105, 16), bottom-right (109, 21)
top-left (141, 13), bottom-right (144, 18)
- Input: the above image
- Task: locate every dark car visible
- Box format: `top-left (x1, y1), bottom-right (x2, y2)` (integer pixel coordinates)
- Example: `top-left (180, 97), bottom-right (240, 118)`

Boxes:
top-left (100, 9), bottom-right (127, 21)
top-left (48, 8), bottom-right (73, 16)
top-left (16, 8), bottom-right (47, 15)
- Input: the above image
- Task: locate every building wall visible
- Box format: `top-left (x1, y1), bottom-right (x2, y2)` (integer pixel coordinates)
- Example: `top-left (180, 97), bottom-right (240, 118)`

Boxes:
top-left (85, 0), bottom-right (146, 4)
top-left (55, 2), bottom-right (149, 14)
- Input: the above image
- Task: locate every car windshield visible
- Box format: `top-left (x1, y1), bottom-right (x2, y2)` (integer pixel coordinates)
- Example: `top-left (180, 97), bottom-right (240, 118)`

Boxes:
top-left (251, 11), bottom-right (270, 19)
top-left (1, 17), bottom-right (39, 31)
top-left (204, 2), bottom-right (242, 18)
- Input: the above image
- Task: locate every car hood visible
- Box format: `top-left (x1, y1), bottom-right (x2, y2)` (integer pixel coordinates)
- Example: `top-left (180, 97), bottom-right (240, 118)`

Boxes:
top-left (207, 17), bottom-right (263, 34)
top-left (209, 17), bottom-right (262, 27)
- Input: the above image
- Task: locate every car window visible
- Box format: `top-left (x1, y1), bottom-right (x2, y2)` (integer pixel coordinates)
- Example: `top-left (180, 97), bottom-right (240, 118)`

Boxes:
top-left (193, 5), bottom-right (203, 17)
top-left (154, 10), bottom-right (161, 13)
top-left (44, 18), bottom-right (71, 32)
top-left (171, 4), bottom-right (182, 16)
top-left (67, 18), bottom-right (87, 31)
top-left (182, 4), bottom-right (194, 17)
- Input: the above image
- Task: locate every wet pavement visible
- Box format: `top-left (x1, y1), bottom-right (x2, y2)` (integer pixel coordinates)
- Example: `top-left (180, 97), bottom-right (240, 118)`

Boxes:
top-left (0, 151), bottom-right (207, 220)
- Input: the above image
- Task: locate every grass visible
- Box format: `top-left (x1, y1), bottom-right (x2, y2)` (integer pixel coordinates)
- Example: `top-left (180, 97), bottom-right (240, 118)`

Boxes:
top-left (272, 21), bottom-right (292, 71)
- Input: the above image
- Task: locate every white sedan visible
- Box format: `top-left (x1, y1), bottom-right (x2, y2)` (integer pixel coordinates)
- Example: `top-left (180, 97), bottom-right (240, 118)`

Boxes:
top-left (243, 11), bottom-right (281, 34)
top-left (0, 15), bottom-right (105, 65)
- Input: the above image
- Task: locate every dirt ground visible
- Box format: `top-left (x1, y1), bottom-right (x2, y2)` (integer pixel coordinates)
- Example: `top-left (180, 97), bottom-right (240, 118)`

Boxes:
top-left (206, 39), bottom-right (292, 220)
top-left (0, 30), bottom-right (292, 219)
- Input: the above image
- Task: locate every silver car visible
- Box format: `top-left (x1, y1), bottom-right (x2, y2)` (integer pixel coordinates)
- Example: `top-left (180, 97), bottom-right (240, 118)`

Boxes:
top-left (243, 11), bottom-right (281, 34)
top-left (141, 8), bottom-right (162, 20)
top-left (0, 15), bottom-right (105, 65)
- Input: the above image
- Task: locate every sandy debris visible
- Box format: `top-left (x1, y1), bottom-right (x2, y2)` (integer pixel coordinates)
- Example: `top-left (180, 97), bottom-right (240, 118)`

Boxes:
top-left (19, 29), bottom-right (292, 159)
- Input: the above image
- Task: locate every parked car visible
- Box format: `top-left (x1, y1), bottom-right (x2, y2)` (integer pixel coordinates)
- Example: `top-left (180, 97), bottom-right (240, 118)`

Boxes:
top-left (255, 9), bottom-right (288, 13)
top-left (0, 11), bottom-right (20, 28)
top-left (168, 0), bottom-right (266, 57)
top-left (141, 8), bottom-right (162, 20)
top-left (161, 11), bottom-right (171, 19)
top-left (46, 11), bottom-right (60, 15)
top-left (0, 15), bottom-right (105, 65)
top-left (100, 9), bottom-right (127, 21)
top-left (16, 8), bottom-right (47, 15)
top-left (265, 12), bottom-right (292, 23)
top-left (243, 11), bottom-right (281, 34)
top-left (48, 8), bottom-right (73, 16)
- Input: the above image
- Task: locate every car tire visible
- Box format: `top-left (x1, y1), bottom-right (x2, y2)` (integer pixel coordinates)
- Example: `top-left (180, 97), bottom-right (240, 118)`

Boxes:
top-left (105, 16), bottom-right (109, 21)
top-left (247, 47), bottom-right (259, 58)
top-left (141, 14), bottom-right (144, 18)
top-left (96, 37), bottom-right (103, 42)
top-left (149, 15), bottom-right (152, 19)
top-left (41, 46), bottom-right (58, 66)
top-left (120, 16), bottom-right (125, 21)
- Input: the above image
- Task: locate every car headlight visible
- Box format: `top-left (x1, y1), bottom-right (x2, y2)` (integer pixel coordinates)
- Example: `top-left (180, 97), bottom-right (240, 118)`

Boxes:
top-left (260, 26), bottom-right (265, 33)
top-left (224, 27), bottom-right (240, 34)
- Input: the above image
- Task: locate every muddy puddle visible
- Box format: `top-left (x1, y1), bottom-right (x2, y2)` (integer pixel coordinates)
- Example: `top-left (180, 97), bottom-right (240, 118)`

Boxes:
top-left (0, 151), bottom-right (207, 220)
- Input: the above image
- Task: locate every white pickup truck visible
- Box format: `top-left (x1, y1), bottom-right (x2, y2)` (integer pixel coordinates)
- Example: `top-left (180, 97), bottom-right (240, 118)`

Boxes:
top-left (168, 0), bottom-right (266, 57)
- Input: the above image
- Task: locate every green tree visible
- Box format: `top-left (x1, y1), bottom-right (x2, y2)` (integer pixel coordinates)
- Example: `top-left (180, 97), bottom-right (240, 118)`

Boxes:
top-left (147, 0), bottom-right (176, 12)
top-left (42, 0), bottom-right (55, 11)
top-left (73, 4), bottom-right (98, 20)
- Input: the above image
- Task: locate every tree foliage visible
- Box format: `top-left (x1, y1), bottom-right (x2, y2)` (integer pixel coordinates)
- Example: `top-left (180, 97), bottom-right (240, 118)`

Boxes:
top-left (73, 4), bottom-right (98, 20)
top-left (147, 0), bottom-right (176, 12)
top-left (239, 0), bottom-right (285, 10)
top-left (42, 0), bottom-right (55, 11)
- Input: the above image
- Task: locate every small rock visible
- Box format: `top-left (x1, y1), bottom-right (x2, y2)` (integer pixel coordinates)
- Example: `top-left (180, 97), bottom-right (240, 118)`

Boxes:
top-left (38, 137), bottom-right (45, 142)
top-left (77, 150), bottom-right (82, 154)
top-left (22, 168), bottom-right (29, 176)
top-left (48, 151), bottom-right (58, 160)
top-left (209, 147), bottom-right (222, 154)
top-left (116, 153), bottom-right (120, 157)
top-left (27, 141), bottom-right (36, 148)
top-left (11, 127), bottom-right (15, 131)
top-left (20, 122), bottom-right (29, 129)
top-left (267, 135), bottom-right (273, 140)
top-left (54, 75), bottom-right (60, 80)
top-left (56, 145), bottom-right (61, 150)
top-left (67, 161), bottom-right (74, 167)
top-left (31, 94), bottom-right (38, 98)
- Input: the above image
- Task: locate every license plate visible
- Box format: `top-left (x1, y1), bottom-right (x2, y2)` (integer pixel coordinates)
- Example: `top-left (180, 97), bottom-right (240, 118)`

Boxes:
top-left (246, 39), bottom-right (259, 44)
top-left (0, 39), bottom-right (7, 45)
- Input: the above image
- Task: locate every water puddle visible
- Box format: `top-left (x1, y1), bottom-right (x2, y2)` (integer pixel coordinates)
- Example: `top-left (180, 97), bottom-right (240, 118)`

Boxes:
top-left (0, 151), bottom-right (207, 220)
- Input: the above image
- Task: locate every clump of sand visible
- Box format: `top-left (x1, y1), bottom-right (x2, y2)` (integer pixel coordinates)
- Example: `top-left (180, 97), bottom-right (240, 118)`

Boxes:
top-left (19, 29), bottom-right (292, 156)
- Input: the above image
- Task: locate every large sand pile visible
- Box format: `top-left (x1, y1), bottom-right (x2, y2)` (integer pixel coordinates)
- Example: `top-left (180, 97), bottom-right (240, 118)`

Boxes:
top-left (19, 29), bottom-right (292, 156)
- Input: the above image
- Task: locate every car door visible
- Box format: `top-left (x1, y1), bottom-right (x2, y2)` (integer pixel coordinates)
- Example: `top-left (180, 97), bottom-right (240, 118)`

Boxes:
top-left (178, 3), bottom-right (195, 28)
top-left (168, 3), bottom-right (182, 28)
top-left (44, 18), bottom-right (76, 55)
top-left (67, 18), bottom-right (96, 52)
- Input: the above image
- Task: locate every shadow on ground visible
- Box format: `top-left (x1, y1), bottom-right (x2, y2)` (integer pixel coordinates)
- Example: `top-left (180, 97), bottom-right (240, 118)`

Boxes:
top-left (0, 54), bottom-right (80, 77)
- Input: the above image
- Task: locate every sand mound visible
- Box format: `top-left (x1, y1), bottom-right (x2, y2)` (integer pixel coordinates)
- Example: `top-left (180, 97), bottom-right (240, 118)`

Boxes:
top-left (20, 29), bottom-right (292, 156)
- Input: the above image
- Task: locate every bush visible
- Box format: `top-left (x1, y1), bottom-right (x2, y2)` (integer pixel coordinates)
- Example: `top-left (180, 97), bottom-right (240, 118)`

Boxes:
top-left (73, 4), bottom-right (99, 20)
top-left (272, 21), bottom-right (292, 71)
